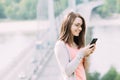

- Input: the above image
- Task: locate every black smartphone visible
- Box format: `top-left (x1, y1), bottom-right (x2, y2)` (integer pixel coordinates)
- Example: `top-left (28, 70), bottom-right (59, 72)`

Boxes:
top-left (90, 38), bottom-right (98, 48)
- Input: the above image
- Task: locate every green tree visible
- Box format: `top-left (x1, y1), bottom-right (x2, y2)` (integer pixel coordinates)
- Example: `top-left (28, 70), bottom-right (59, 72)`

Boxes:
top-left (116, 0), bottom-right (120, 13)
top-left (18, 0), bottom-right (37, 20)
top-left (94, 0), bottom-right (120, 18)
top-left (13, 0), bottom-right (21, 3)
top-left (0, 2), bottom-right (6, 18)
top-left (54, 0), bottom-right (68, 17)
top-left (87, 72), bottom-right (100, 80)
top-left (76, 0), bottom-right (83, 5)
top-left (115, 73), bottom-right (120, 80)
top-left (101, 66), bottom-right (117, 80)
top-left (4, 0), bottom-right (38, 20)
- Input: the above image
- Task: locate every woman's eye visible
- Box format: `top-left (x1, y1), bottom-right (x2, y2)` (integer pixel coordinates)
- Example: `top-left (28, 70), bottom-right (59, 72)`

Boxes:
top-left (75, 24), bottom-right (79, 26)
top-left (75, 24), bottom-right (81, 28)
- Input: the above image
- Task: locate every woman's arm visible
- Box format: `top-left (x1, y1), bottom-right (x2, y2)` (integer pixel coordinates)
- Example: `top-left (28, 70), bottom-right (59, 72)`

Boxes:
top-left (54, 40), bottom-right (84, 77)
top-left (83, 57), bottom-right (90, 72)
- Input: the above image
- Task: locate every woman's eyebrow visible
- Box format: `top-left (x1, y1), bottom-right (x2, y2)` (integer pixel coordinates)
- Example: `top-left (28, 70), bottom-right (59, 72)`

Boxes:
top-left (75, 23), bottom-right (82, 25)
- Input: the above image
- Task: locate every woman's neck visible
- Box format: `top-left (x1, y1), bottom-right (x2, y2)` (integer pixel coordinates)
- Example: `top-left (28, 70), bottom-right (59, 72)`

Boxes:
top-left (70, 41), bottom-right (78, 49)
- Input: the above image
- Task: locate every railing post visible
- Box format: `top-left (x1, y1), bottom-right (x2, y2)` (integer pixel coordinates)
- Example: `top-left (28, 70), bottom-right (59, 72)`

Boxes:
top-left (69, 0), bottom-right (76, 11)
top-left (48, 0), bottom-right (54, 24)
top-left (48, 0), bottom-right (57, 45)
top-left (83, 0), bottom-right (89, 3)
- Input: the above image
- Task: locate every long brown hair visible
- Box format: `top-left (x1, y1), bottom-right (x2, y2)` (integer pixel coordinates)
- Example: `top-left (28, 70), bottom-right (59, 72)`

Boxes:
top-left (59, 12), bottom-right (86, 48)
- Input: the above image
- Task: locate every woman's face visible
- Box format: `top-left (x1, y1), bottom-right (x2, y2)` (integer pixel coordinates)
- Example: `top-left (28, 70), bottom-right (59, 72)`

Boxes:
top-left (71, 17), bottom-right (83, 36)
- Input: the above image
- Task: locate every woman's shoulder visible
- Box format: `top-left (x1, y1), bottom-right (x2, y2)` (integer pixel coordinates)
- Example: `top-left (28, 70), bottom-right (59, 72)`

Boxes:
top-left (55, 40), bottom-right (65, 46)
top-left (54, 40), bottom-right (66, 52)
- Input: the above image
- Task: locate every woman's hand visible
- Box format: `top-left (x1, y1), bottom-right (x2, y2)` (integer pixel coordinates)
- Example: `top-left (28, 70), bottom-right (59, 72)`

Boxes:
top-left (79, 44), bottom-right (96, 57)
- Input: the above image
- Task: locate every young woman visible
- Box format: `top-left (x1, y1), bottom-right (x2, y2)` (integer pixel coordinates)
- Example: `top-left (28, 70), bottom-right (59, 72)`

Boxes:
top-left (54, 12), bottom-right (96, 80)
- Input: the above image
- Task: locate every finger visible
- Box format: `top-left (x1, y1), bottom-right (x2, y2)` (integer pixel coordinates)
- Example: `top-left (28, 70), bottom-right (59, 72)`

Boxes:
top-left (89, 44), bottom-right (95, 49)
top-left (91, 47), bottom-right (96, 53)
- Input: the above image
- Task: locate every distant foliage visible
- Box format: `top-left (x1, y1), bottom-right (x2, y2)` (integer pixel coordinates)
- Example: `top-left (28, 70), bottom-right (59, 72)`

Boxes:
top-left (54, 0), bottom-right (68, 17)
top-left (0, 0), bottom-right (38, 20)
top-left (93, 0), bottom-right (120, 18)
top-left (87, 72), bottom-right (101, 80)
top-left (86, 66), bottom-right (120, 80)
top-left (0, 1), bottom-right (6, 18)
top-left (0, 0), bottom-right (120, 20)
top-left (101, 66), bottom-right (118, 80)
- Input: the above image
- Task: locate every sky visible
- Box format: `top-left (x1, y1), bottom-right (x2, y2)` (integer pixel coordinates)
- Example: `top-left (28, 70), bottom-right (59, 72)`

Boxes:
top-left (89, 25), bottom-right (120, 76)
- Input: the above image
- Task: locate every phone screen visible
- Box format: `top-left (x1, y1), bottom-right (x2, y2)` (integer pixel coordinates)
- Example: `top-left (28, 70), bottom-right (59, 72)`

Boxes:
top-left (90, 38), bottom-right (98, 45)
top-left (90, 38), bottom-right (98, 48)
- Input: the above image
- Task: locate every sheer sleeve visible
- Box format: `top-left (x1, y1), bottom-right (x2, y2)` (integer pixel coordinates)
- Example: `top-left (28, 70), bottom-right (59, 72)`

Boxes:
top-left (54, 40), bottom-right (85, 77)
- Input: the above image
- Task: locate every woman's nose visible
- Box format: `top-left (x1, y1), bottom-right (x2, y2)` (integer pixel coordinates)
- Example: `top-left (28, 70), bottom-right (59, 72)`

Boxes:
top-left (79, 27), bottom-right (82, 31)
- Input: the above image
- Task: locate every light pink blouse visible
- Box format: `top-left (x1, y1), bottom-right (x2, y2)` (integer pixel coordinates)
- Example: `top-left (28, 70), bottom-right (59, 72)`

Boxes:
top-left (66, 44), bottom-right (86, 80)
